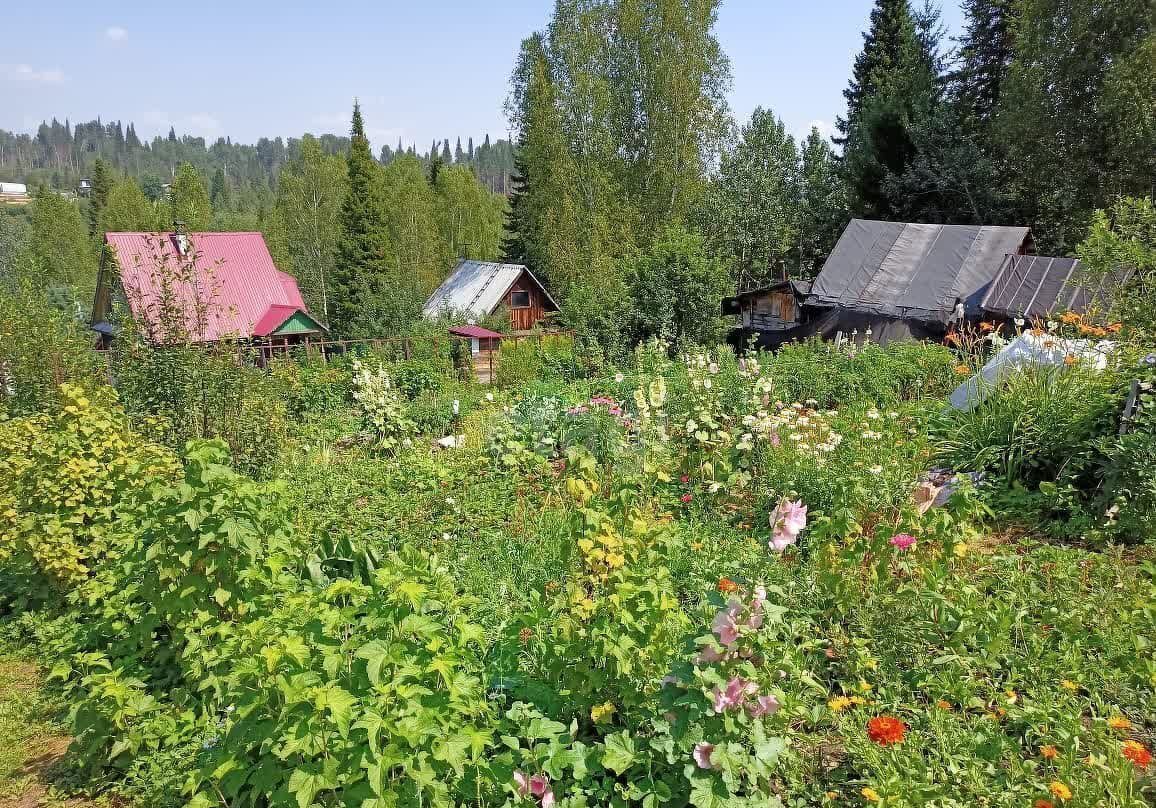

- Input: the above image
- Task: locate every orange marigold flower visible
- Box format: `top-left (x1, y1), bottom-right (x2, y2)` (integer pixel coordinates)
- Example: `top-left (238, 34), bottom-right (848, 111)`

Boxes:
top-left (945, 332), bottom-right (961, 345)
top-left (1122, 740), bottom-right (1152, 768)
top-left (1059, 311), bottom-right (1082, 324)
top-left (1063, 354), bottom-right (1077, 366)
top-left (1107, 715), bottom-right (1132, 731)
top-left (954, 364), bottom-right (971, 375)
top-left (861, 787), bottom-right (881, 803)
top-left (1034, 800), bottom-right (1055, 808)
top-left (1106, 322), bottom-right (1122, 333)
top-left (866, 715), bottom-right (906, 745)
top-left (936, 699), bottom-right (952, 710)
top-left (980, 321), bottom-right (996, 332)
top-left (717, 577), bottom-right (739, 594)
top-left (1040, 745), bottom-right (1059, 760)
top-left (1049, 781), bottom-right (1072, 801)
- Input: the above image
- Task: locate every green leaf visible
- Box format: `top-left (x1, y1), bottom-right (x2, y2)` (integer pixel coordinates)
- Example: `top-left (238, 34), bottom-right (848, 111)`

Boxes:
top-left (600, 731), bottom-right (636, 775)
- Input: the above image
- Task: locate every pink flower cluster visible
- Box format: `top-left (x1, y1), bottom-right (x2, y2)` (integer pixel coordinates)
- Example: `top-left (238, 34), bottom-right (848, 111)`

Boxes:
top-left (710, 585), bottom-right (767, 648)
top-left (513, 772), bottom-right (555, 807)
top-left (889, 533), bottom-right (916, 550)
top-left (768, 499), bottom-right (807, 552)
top-left (567, 395), bottom-right (624, 418)
top-left (709, 675), bottom-right (780, 717)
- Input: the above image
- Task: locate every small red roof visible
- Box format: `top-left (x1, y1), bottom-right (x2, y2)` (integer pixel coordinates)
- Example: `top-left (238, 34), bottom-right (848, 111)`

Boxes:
top-left (105, 231), bottom-right (315, 342)
top-left (449, 324), bottom-right (504, 339)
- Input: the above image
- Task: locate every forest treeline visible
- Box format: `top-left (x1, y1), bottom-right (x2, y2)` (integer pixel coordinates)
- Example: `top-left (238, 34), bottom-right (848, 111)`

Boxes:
top-left (1, 0), bottom-right (1153, 350)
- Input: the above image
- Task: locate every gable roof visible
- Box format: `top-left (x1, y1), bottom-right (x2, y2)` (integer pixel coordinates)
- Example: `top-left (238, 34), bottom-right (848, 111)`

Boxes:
top-left (103, 231), bottom-right (321, 342)
top-left (807, 220), bottom-right (1032, 324)
top-left (980, 254), bottom-right (1132, 320)
top-left (422, 260), bottom-right (558, 319)
top-left (251, 303), bottom-right (325, 337)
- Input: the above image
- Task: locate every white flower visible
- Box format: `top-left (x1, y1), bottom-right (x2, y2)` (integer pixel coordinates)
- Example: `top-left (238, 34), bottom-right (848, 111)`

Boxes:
top-left (442, 532), bottom-right (452, 541)
top-left (703, 378), bottom-right (712, 389)
top-left (614, 372), bottom-right (625, 383)
top-left (485, 392), bottom-right (494, 402)
top-left (866, 409), bottom-right (880, 419)
top-left (685, 419), bottom-right (698, 433)
top-left (709, 362), bottom-right (719, 374)
top-left (452, 399), bottom-right (460, 415)
top-left (869, 465), bottom-right (883, 474)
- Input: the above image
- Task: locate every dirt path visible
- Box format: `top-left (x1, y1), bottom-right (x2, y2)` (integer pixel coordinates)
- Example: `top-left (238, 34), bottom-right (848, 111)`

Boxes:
top-left (0, 658), bottom-right (99, 808)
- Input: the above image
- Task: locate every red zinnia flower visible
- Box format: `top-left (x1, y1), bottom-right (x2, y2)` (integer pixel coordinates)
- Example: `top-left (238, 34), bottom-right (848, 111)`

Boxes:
top-left (681, 493), bottom-right (693, 503)
top-left (1122, 740), bottom-right (1152, 768)
top-left (866, 715), bottom-right (906, 745)
top-left (680, 475), bottom-right (690, 484)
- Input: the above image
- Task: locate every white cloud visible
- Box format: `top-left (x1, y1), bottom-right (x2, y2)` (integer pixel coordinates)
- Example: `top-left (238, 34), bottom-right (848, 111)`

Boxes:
top-left (802, 119), bottom-right (836, 143)
top-left (2, 63), bottom-right (66, 84)
top-left (105, 26), bottom-right (128, 42)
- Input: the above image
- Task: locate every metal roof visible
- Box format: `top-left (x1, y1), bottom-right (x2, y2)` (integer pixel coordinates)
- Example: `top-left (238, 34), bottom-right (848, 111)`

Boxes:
top-left (422, 260), bottom-right (557, 319)
top-left (105, 231), bottom-right (316, 342)
top-left (980, 254), bottom-right (1132, 320)
top-left (448, 324), bottom-right (504, 339)
top-left (807, 219), bottom-right (1031, 324)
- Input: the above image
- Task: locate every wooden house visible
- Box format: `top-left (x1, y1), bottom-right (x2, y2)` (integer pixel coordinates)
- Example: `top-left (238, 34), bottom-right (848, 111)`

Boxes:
top-left (423, 260), bottom-right (559, 331)
top-left (91, 230), bottom-right (326, 346)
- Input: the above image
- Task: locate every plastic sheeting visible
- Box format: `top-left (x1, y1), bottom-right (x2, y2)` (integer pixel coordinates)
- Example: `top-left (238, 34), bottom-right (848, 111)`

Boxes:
top-left (948, 331), bottom-right (1114, 411)
top-left (808, 220), bottom-right (1031, 324)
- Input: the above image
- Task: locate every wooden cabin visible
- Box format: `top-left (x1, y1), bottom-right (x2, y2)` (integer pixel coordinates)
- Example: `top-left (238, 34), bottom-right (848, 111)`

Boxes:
top-left (423, 260), bottom-right (559, 331)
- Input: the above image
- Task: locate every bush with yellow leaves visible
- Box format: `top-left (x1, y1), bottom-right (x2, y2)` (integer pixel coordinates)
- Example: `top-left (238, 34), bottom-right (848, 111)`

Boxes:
top-left (0, 383), bottom-right (178, 594)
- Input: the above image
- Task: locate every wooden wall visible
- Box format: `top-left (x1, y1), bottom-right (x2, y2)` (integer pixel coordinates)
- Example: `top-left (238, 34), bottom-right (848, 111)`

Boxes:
top-left (741, 290), bottom-right (799, 331)
top-left (505, 271), bottom-right (555, 331)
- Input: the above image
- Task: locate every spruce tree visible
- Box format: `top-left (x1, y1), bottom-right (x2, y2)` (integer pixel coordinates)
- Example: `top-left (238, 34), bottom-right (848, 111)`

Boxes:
top-left (87, 158), bottom-right (113, 237)
top-left (952, 0), bottom-right (1016, 125)
top-left (210, 167), bottom-right (230, 209)
top-left (501, 147), bottom-right (531, 264)
top-left (330, 102), bottom-right (386, 337)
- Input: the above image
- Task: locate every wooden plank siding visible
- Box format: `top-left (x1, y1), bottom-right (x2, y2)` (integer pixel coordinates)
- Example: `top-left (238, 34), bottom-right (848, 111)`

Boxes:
top-left (505, 271), bottom-right (552, 331)
top-left (741, 290), bottom-right (799, 331)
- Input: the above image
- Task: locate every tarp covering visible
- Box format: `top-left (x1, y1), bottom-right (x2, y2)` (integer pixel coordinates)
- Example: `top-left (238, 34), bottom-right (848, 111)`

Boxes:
top-left (948, 331), bottom-right (1114, 411)
top-left (807, 220), bottom-right (1031, 324)
top-left (980, 254), bottom-right (1132, 320)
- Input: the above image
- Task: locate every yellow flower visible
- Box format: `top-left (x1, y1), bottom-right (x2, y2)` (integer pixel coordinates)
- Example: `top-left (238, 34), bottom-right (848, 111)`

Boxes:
top-left (861, 787), bottom-right (881, 803)
top-left (1060, 680), bottom-right (1079, 692)
top-left (858, 679), bottom-right (873, 693)
top-left (1006, 689), bottom-right (1018, 704)
top-left (828, 696), bottom-right (853, 712)
top-left (1048, 781), bottom-right (1072, 801)
top-left (590, 701), bottom-right (616, 724)
top-left (1107, 715), bottom-right (1131, 731)
top-left (953, 542), bottom-right (968, 558)
top-left (849, 695), bottom-right (867, 706)
top-left (825, 792), bottom-right (839, 801)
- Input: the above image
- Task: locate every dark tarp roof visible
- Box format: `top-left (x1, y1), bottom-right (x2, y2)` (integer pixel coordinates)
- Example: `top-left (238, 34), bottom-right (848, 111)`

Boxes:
top-left (980, 254), bottom-right (1132, 320)
top-left (806, 220), bottom-right (1031, 325)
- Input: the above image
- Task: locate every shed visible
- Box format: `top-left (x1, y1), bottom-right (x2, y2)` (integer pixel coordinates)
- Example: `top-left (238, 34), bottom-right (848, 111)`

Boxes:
top-left (423, 260), bottom-right (558, 331)
top-left (980, 254), bottom-right (1132, 321)
top-left (93, 230), bottom-right (326, 345)
top-left (448, 323), bottom-right (503, 354)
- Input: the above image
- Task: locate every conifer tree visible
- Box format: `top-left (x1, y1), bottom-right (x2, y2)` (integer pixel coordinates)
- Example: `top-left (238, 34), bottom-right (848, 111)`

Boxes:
top-left (87, 158), bottom-right (113, 237)
top-left (952, 0), bottom-right (1016, 125)
top-left (330, 102), bottom-right (386, 337)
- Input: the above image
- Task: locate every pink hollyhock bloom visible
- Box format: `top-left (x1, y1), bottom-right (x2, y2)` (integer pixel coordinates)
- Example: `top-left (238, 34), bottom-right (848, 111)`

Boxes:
top-left (712, 676), bottom-right (756, 712)
top-left (747, 694), bottom-right (781, 718)
top-left (513, 771), bottom-right (530, 796)
top-left (890, 533), bottom-right (916, 550)
top-left (711, 601), bottom-right (743, 647)
top-left (529, 774), bottom-right (550, 798)
top-left (769, 499), bottom-right (807, 552)
top-left (693, 742), bottom-right (716, 770)
top-left (747, 609), bottom-right (764, 630)
top-left (696, 644), bottom-right (725, 664)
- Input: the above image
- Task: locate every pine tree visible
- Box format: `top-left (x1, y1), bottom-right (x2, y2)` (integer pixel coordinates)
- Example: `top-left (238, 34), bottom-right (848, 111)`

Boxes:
top-left (454, 137), bottom-right (464, 164)
top-left (501, 147), bottom-right (531, 264)
top-left (330, 102), bottom-right (386, 337)
top-left (441, 140), bottom-right (452, 164)
top-left (167, 126), bottom-right (177, 142)
top-left (87, 158), bottom-right (113, 237)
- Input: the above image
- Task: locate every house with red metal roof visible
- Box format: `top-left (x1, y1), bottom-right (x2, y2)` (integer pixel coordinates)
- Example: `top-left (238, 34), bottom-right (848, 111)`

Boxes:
top-left (91, 229), bottom-right (326, 345)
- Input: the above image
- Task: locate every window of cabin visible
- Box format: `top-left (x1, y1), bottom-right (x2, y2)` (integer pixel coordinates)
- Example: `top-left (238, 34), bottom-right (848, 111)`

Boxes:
top-left (510, 290), bottom-right (531, 309)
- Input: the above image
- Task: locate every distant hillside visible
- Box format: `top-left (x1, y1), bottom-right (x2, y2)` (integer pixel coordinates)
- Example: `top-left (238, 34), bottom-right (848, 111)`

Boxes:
top-left (0, 118), bottom-right (516, 196)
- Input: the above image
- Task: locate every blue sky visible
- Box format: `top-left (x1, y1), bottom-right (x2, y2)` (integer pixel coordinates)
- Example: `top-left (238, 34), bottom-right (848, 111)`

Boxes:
top-left (1, 1), bottom-right (964, 150)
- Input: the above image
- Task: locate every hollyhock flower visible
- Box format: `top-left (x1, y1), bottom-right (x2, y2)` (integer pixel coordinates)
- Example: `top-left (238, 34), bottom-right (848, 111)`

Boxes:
top-left (696, 644), bottom-right (725, 664)
top-left (711, 602), bottom-right (742, 647)
top-left (712, 676), bottom-right (756, 712)
top-left (693, 742), bottom-right (716, 769)
top-left (529, 774), bottom-right (551, 798)
top-left (513, 771), bottom-right (530, 796)
top-left (866, 715), bottom-right (906, 745)
top-left (747, 694), bottom-right (780, 718)
top-left (889, 533), bottom-right (916, 550)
